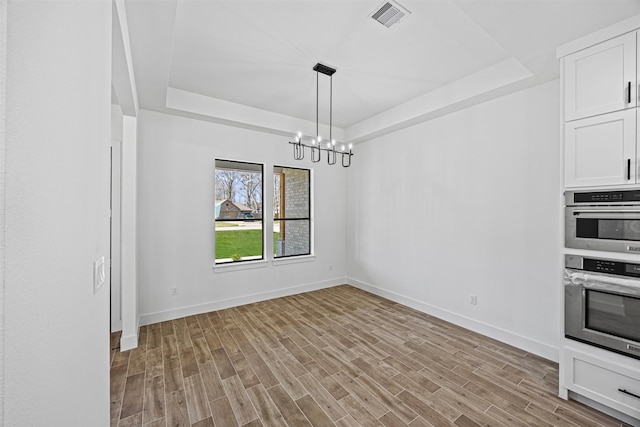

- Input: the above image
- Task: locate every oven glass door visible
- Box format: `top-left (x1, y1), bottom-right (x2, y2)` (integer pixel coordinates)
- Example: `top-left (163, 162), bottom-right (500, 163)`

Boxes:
top-left (585, 289), bottom-right (640, 342)
top-left (566, 207), bottom-right (640, 252)
top-left (576, 217), bottom-right (640, 242)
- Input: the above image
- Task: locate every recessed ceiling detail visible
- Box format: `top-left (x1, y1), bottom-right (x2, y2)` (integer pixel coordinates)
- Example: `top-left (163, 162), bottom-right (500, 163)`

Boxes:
top-left (123, 0), bottom-right (640, 143)
top-left (371, 1), bottom-right (410, 28)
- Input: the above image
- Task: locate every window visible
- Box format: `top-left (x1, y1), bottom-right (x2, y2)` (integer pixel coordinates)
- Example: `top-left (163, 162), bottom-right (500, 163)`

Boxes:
top-left (274, 166), bottom-right (311, 258)
top-left (215, 160), bottom-right (263, 264)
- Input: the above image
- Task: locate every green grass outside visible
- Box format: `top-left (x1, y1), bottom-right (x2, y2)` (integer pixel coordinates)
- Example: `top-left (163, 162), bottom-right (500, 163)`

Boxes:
top-left (215, 229), bottom-right (280, 260)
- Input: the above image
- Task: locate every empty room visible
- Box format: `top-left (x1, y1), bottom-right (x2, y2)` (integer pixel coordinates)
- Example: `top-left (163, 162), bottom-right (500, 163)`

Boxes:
top-left (3, 0), bottom-right (640, 426)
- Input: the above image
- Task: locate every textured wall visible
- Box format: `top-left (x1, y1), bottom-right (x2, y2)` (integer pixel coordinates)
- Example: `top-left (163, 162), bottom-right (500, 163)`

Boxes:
top-left (0, 0), bottom-right (6, 420)
top-left (136, 110), bottom-right (347, 325)
top-left (347, 80), bottom-right (562, 361)
top-left (5, 2), bottom-right (111, 425)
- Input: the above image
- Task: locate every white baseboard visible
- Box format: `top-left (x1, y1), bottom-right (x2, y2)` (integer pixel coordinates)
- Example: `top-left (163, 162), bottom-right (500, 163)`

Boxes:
top-left (139, 277), bottom-right (346, 326)
top-left (348, 277), bottom-right (559, 362)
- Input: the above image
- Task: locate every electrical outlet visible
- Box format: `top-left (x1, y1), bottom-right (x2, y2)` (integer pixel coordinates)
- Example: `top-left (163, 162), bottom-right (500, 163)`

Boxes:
top-left (470, 295), bottom-right (477, 305)
top-left (171, 287), bottom-right (179, 296)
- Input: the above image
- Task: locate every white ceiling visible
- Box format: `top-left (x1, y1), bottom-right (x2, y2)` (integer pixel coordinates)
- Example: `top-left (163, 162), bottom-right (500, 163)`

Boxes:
top-left (124, 0), bottom-right (640, 143)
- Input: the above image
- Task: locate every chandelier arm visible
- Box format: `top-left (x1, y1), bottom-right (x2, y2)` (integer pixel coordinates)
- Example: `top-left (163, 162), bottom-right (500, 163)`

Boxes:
top-left (311, 145), bottom-right (321, 162)
top-left (293, 141), bottom-right (304, 160)
top-left (328, 147), bottom-right (337, 165)
top-left (342, 151), bottom-right (352, 167)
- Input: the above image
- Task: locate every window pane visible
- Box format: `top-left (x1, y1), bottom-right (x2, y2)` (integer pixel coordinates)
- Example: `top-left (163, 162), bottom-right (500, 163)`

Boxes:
top-left (215, 221), bottom-right (264, 262)
top-left (215, 159), bottom-right (263, 263)
top-left (274, 166), bottom-right (311, 259)
top-left (274, 220), bottom-right (310, 257)
top-left (273, 167), bottom-right (310, 219)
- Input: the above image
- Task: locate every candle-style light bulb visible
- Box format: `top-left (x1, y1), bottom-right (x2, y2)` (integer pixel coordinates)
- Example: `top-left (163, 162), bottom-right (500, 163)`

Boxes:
top-left (297, 131), bottom-right (302, 139)
top-left (318, 136), bottom-right (322, 143)
top-left (312, 138), bottom-right (316, 145)
top-left (348, 143), bottom-right (353, 150)
top-left (331, 139), bottom-right (336, 146)
top-left (341, 144), bottom-right (345, 151)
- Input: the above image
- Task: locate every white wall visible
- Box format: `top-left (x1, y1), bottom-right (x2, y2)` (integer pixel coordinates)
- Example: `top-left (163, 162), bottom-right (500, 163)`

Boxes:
top-left (137, 110), bottom-right (348, 324)
top-left (5, 2), bottom-right (111, 425)
top-left (120, 115), bottom-right (139, 349)
top-left (111, 105), bottom-right (123, 333)
top-left (0, 0), bottom-right (7, 421)
top-left (347, 80), bottom-right (562, 361)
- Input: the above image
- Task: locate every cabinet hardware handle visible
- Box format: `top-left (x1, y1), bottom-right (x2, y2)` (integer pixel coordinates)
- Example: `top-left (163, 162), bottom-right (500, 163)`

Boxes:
top-left (628, 82), bottom-right (632, 104)
top-left (618, 388), bottom-right (640, 400)
top-left (628, 158), bottom-right (631, 180)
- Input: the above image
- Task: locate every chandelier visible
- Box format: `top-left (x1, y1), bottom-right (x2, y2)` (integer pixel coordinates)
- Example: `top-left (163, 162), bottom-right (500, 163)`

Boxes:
top-left (289, 63), bottom-right (353, 167)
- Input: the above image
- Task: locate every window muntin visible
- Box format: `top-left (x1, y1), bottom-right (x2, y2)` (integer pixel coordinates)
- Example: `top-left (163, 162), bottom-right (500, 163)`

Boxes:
top-left (274, 166), bottom-right (311, 258)
top-left (215, 160), bottom-right (263, 264)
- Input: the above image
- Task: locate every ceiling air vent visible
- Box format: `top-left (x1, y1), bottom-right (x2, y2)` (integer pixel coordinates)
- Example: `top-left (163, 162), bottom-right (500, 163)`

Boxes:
top-left (370, 1), bottom-right (411, 28)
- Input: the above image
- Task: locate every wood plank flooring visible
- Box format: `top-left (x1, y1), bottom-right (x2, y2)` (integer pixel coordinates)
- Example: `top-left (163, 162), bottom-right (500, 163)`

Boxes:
top-left (111, 285), bottom-right (633, 427)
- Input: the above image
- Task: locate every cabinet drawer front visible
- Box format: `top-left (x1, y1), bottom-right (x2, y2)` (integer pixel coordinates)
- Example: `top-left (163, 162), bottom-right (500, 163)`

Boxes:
top-left (574, 358), bottom-right (640, 418)
top-left (564, 31), bottom-right (636, 121)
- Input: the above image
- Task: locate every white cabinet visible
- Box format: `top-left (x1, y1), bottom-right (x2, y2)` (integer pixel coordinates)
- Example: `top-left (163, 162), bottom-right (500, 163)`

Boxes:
top-left (564, 109), bottom-right (636, 188)
top-left (564, 31), bottom-right (636, 122)
top-left (562, 346), bottom-right (640, 421)
top-left (561, 29), bottom-right (640, 188)
top-left (559, 17), bottom-right (640, 424)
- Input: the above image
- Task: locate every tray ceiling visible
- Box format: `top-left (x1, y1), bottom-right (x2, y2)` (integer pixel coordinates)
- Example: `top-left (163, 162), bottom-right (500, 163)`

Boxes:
top-left (124, 0), bottom-right (640, 142)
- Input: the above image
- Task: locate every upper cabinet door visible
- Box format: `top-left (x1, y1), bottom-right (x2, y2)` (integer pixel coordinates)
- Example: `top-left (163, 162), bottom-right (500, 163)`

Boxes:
top-left (564, 32), bottom-right (636, 122)
top-left (564, 109), bottom-right (636, 188)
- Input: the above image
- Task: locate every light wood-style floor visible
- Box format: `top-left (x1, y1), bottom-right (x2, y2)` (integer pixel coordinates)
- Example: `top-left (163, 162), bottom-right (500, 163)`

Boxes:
top-left (111, 285), bottom-right (633, 427)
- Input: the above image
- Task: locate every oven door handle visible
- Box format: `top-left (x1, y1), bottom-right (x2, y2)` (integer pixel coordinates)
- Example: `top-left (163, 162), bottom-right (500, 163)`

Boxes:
top-left (572, 273), bottom-right (640, 293)
top-left (573, 210), bottom-right (640, 215)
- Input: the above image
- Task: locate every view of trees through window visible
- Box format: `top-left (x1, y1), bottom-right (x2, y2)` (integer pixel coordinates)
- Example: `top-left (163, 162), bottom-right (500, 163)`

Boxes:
top-left (214, 160), bottom-right (311, 264)
top-left (215, 170), bottom-right (262, 214)
top-left (214, 160), bottom-right (264, 263)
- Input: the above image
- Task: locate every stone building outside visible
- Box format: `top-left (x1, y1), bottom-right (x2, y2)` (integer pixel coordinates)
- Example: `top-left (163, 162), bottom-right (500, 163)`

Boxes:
top-left (275, 167), bottom-right (310, 257)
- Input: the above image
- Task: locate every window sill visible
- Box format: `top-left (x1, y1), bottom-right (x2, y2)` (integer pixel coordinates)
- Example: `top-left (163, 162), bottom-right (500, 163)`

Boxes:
top-left (211, 254), bottom-right (316, 273)
top-left (272, 254), bottom-right (316, 266)
top-left (212, 259), bottom-right (268, 273)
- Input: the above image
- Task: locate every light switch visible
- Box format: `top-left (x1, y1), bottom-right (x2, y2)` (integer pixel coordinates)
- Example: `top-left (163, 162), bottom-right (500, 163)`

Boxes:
top-left (93, 256), bottom-right (105, 294)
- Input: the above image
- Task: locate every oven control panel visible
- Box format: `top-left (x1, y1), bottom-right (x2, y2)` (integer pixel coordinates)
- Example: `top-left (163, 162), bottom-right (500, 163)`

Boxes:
top-left (567, 188), bottom-right (640, 205)
top-left (566, 255), bottom-right (640, 278)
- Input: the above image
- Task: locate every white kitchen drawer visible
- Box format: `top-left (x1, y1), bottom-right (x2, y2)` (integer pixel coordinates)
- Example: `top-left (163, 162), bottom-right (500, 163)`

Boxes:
top-left (564, 347), bottom-right (640, 420)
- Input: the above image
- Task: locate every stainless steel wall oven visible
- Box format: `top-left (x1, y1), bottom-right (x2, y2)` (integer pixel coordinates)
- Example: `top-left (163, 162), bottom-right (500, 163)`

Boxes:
top-left (565, 254), bottom-right (640, 360)
top-left (565, 188), bottom-right (640, 254)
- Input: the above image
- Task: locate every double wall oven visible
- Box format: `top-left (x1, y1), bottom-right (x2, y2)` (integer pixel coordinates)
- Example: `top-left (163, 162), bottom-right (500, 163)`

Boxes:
top-left (564, 188), bottom-right (640, 360)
